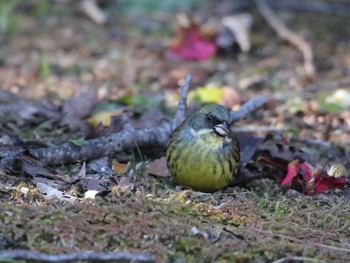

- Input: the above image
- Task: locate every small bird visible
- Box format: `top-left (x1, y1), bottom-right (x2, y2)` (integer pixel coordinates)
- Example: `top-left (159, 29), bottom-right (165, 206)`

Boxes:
top-left (166, 104), bottom-right (240, 192)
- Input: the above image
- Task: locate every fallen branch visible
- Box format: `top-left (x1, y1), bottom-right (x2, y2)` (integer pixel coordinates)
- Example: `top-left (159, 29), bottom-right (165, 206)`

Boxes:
top-left (230, 95), bottom-right (266, 123)
top-left (26, 75), bottom-right (192, 165)
top-left (290, 137), bottom-right (331, 149)
top-left (0, 76), bottom-right (266, 167)
top-left (0, 250), bottom-right (155, 262)
top-left (271, 256), bottom-right (326, 263)
top-left (255, 0), bottom-right (316, 80)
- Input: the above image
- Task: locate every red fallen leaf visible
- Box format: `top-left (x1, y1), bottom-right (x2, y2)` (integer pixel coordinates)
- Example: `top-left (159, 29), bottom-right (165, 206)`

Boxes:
top-left (307, 175), bottom-right (346, 194)
top-left (168, 23), bottom-right (216, 61)
top-left (282, 160), bottom-right (347, 195)
top-left (281, 160), bottom-right (311, 187)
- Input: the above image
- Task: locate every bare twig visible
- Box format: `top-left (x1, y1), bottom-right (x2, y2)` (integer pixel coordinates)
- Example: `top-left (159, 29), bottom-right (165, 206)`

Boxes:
top-left (255, 0), bottom-right (316, 80)
top-left (172, 74), bottom-right (192, 129)
top-left (79, 0), bottom-right (107, 25)
top-left (290, 137), bottom-right (331, 148)
top-left (230, 95), bottom-right (266, 123)
top-left (233, 125), bottom-right (281, 133)
top-left (0, 250), bottom-right (155, 262)
top-left (271, 256), bottom-right (326, 263)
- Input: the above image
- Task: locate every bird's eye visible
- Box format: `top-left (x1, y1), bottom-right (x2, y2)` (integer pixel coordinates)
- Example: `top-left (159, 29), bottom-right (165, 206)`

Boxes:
top-left (206, 113), bottom-right (214, 121)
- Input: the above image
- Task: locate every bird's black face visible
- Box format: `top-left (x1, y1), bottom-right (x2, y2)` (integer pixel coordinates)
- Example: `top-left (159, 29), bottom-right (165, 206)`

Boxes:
top-left (189, 104), bottom-right (231, 137)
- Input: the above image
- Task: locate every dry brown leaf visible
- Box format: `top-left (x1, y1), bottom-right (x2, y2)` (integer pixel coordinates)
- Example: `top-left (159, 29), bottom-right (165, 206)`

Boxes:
top-left (147, 156), bottom-right (170, 177)
top-left (113, 177), bottom-right (138, 195)
top-left (60, 90), bottom-right (98, 131)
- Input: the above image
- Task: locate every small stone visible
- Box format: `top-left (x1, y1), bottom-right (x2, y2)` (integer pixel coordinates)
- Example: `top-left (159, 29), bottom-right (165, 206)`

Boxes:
top-left (284, 189), bottom-right (305, 198)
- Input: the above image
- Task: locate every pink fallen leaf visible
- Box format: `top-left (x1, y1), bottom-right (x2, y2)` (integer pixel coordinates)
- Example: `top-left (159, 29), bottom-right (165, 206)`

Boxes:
top-left (281, 160), bottom-right (314, 189)
top-left (282, 160), bottom-right (347, 195)
top-left (168, 23), bottom-right (216, 61)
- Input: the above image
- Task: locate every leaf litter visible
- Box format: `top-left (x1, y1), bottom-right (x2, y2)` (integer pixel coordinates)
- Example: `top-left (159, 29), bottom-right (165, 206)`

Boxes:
top-left (0, 1), bottom-right (350, 262)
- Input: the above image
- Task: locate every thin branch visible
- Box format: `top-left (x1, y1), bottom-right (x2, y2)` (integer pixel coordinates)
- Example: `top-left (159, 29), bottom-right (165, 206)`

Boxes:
top-left (290, 137), bottom-right (331, 149)
top-left (172, 74), bottom-right (192, 129)
top-left (0, 250), bottom-right (155, 262)
top-left (271, 256), bottom-right (326, 263)
top-left (255, 0), bottom-right (316, 80)
top-left (28, 95), bottom-right (264, 165)
top-left (233, 125), bottom-right (281, 133)
top-left (230, 95), bottom-right (266, 123)
top-left (79, 0), bottom-right (107, 25)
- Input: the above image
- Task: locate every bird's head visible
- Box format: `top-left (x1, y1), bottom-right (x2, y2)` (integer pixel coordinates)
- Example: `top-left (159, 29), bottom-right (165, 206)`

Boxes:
top-left (188, 104), bottom-right (231, 137)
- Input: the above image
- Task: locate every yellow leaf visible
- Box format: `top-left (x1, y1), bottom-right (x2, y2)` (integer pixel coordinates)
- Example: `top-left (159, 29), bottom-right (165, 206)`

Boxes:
top-left (87, 111), bottom-right (122, 127)
top-left (112, 160), bottom-right (129, 174)
top-left (189, 86), bottom-right (224, 104)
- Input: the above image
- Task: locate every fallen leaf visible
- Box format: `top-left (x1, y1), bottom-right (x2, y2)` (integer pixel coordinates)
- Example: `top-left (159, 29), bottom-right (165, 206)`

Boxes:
top-left (77, 162), bottom-right (86, 178)
top-left (84, 190), bottom-right (99, 199)
top-left (19, 155), bottom-right (55, 178)
top-left (147, 157), bottom-right (169, 177)
top-left (256, 143), bottom-right (317, 166)
top-left (281, 159), bottom-right (305, 187)
top-left (68, 138), bottom-right (85, 147)
top-left (168, 15), bottom-right (216, 61)
top-left (36, 182), bottom-right (75, 201)
top-left (113, 176), bottom-right (139, 195)
top-left (79, 177), bottom-right (107, 191)
top-left (189, 85), bottom-right (240, 108)
top-left (281, 160), bottom-right (348, 195)
top-left (189, 86), bottom-right (224, 104)
top-left (112, 160), bottom-right (129, 174)
top-left (316, 89), bottom-right (350, 113)
top-left (60, 90), bottom-right (98, 131)
top-left (89, 157), bottom-right (113, 176)
top-left (236, 132), bottom-right (264, 163)
top-left (87, 111), bottom-right (122, 127)
top-left (323, 164), bottom-right (346, 178)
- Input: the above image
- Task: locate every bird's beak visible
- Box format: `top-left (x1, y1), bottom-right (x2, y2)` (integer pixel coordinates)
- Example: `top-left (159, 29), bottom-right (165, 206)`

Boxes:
top-left (214, 121), bottom-right (230, 136)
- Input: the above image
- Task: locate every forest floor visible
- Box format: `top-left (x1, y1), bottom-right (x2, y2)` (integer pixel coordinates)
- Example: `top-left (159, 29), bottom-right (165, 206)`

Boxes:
top-left (0, 1), bottom-right (349, 262)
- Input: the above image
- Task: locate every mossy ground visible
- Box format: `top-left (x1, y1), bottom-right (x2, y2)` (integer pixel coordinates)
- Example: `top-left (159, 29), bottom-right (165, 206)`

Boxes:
top-left (0, 1), bottom-right (349, 262)
top-left (1, 177), bottom-right (349, 262)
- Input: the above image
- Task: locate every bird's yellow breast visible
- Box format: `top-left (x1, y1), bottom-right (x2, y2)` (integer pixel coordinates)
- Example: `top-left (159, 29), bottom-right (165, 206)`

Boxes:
top-left (167, 129), bottom-right (238, 192)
